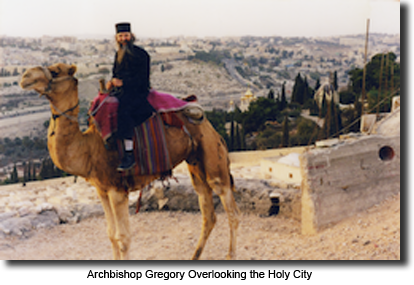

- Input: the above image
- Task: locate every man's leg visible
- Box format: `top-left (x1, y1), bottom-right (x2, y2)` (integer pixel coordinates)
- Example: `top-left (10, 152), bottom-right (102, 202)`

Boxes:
top-left (117, 98), bottom-right (136, 171)
top-left (117, 138), bottom-right (135, 171)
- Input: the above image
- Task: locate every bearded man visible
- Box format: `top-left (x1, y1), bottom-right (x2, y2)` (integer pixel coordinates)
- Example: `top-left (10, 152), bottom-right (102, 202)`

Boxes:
top-left (106, 22), bottom-right (155, 171)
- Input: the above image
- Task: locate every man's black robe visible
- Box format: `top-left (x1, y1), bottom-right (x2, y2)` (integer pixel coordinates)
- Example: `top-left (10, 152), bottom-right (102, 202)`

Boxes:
top-left (112, 45), bottom-right (155, 139)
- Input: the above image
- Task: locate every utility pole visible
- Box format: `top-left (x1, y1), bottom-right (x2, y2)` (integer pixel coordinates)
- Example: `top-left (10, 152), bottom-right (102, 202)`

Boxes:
top-left (361, 19), bottom-right (370, 115)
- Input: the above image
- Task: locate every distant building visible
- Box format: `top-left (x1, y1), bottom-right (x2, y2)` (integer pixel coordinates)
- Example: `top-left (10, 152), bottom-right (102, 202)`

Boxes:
top-left (314, 82), bottom-right (339, 108)
top-left (228, 100), bottom-right (235, 113)
top-left (240, 86), bottom-right (256, 112)
top-left (314, 74), bottom-right (339, 108)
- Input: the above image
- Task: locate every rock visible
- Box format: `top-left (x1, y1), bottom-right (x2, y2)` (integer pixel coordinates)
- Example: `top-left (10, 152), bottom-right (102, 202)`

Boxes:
top-left (67, 214), bottom-right (81, 225)
top-left (55, 206), bottom-right (75, 224)
top-left (363, 240), bottom-right (371, 246)
top-left (75, 204), bottom-right (104, 221)
top-left (35, 203), bottom-right (55, 214)
top-left (0, 217), bottom-right (32, 236)
top-left (65, 186), bottom-right (78, 201)
top-left (17, 205), bottom-right (35, 217)
top-left (0, 211), bottom-right (18, 222)
top-left (30, 210), bottom-right (60, 229)
top-left (47, 195), bottom-right (73, 205)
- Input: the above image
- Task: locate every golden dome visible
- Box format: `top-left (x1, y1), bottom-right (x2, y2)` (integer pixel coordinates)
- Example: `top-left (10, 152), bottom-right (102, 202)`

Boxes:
top-left (243, 87), bottom-right (254, 98)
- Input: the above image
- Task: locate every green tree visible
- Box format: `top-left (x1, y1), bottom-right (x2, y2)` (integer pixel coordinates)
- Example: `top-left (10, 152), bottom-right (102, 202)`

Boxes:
top-left (348, 52), bottom-right (400, 96)
top-left (282, 115), bottom-right (289, 147)
top-left (291, 73), bottom-right (305, 105)
top-left (295, 118), bottom-right (321, 146)
top-left (10, 164), bottom-right (18, 183)
top-left (314, 78), bottom-right (321, 91)
top-left (23, 162), bottom-right (28, 183)
top-left (32, 162), bottom-right (37, 181)
top-left (303, 76), bottom-right (310, 103)
top-left (279, 82), bottom-right (287, 111)
top-left (321, 100), bottom-right (342, 139)
top-left (333, 71), bottom-right (338, 91)
top-left (235, 124), bottom-right (242, 151)
top-left (241, 97), bottom-right (281, 134)
top-left (267, 89), bottom-right (275, 100)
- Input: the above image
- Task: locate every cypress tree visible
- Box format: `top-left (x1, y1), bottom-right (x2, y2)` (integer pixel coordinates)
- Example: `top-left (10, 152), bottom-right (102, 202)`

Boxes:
top-left (267, 89), bottom-right (275, 100)
top-left (240, 126), bottom-right (246, 150)
top-left (23, 162), bottom-right (28, 183)
top-left (27, 161), bottom-right (32, 181)
top-left (333, 71), bottom-right (338, 91)
top-left (32, 162), bottom-right (37, 181)
top-left (11, 164), bottom-right (18, 183)
top-left (314, 78), bottom-right (321, 91)
top-left (320, 93), bottom-right (327, 118)
top-left (291, 73), bottom-right (304, 104)
top-left (282, 115), bottom-right (289, 147)
top-left (235, 124), bottom-right (241, 151)
top-left (303, 76), bottom-right (310, 103)
top-left (280, 82), bottom-right (287, 111)
top-left (230, 120), bottom-right (235, 151)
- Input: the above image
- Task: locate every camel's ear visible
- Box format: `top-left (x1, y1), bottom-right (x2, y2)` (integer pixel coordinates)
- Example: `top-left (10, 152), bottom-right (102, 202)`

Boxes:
top-left (68, 65), bottom-right (77, 76)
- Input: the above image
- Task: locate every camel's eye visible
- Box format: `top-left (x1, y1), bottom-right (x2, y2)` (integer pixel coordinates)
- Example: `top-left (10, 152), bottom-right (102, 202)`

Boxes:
top-left (50, 71), bottom-right (58, 78)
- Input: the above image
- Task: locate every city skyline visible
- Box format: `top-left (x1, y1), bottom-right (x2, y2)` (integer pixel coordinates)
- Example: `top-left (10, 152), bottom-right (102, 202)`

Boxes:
top-left (1, 0), bottom-right (400, 39)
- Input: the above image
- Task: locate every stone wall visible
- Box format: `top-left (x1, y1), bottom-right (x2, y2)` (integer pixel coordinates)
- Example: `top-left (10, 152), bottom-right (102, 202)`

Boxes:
top-left (300, 135), bottom-right (400, 234)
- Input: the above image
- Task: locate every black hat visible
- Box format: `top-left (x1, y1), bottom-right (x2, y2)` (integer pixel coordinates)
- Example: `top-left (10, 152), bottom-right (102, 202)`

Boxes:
top-left (116, 22), bottom-right (131, 33)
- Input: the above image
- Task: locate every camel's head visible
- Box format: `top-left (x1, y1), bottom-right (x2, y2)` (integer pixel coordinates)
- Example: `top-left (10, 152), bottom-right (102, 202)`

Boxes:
top-left (20, 63), bottom-right (77, 97)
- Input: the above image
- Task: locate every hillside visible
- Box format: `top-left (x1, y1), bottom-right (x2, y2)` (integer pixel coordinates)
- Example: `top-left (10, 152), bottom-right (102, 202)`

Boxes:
top-left (150, 60), bottom-right (246, 109)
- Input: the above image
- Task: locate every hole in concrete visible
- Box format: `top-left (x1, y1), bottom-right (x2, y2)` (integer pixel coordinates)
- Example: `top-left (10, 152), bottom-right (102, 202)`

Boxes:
top-left (379, 146), bottom-right (394, 161)
top-left (289, 173), bottom-right (293, 179)
top-left (269, 167), bottom-right (272, 172)
top-left (268, 196), bottom-right (280, 216)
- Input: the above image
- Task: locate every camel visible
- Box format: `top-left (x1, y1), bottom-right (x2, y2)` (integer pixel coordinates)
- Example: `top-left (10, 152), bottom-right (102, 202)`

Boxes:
top-left (19, 63), bottom-right (239, 260)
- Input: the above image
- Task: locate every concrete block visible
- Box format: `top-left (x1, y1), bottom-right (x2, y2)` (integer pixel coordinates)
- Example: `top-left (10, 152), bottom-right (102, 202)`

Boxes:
top-left (260, 153), bottom-right (302, 185)
top-left (300, 135), bottom-right (400, 234)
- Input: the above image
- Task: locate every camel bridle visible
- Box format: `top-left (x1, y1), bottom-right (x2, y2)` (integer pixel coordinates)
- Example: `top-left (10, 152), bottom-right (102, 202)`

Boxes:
top-left (40, 67), bottom-right (79, 136)
top-left (40, 66), bottom-right (79, 123)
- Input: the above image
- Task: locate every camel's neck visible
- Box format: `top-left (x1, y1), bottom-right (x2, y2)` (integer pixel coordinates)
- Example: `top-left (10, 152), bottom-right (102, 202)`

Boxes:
top-left (47, 90), bottom-right (89, 177)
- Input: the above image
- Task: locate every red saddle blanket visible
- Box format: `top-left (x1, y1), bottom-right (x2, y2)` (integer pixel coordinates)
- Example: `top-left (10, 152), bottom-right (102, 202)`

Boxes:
top-left (89, 90), bottom-right (194, 141)
top-left (89, 90), bottom-right (193, 175)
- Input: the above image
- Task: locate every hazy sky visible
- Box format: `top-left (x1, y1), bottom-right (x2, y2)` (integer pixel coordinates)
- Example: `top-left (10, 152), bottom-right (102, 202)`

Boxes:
top-left (0, 0), bottom-right (400, 38)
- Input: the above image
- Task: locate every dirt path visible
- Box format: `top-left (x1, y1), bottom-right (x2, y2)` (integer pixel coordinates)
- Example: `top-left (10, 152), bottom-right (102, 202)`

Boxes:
top-left (0, 193), bottom-right (399, 260)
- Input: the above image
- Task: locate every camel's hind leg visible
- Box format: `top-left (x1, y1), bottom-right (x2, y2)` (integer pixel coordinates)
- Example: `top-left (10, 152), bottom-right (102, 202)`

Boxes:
top-left (207, 176), bottom-right (240, 260)
top-left (199, 130), bottom-right (240, 259)
top-left (188, 163), bottom-right (239, 260)
top-left (188, 165), bottom-right (217, 260)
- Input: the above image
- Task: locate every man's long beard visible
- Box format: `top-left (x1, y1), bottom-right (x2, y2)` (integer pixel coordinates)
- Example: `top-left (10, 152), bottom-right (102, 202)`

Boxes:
top-left (116, 40), bottom-right (134, 64)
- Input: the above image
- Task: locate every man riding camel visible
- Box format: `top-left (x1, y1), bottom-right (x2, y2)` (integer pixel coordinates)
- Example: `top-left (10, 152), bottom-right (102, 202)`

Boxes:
top-left (106, 22), bottom-right (155, 171)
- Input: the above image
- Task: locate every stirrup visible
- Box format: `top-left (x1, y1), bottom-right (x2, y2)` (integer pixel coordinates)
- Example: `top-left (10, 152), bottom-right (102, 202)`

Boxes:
top-left (117, 152), bottom-right (136, 171)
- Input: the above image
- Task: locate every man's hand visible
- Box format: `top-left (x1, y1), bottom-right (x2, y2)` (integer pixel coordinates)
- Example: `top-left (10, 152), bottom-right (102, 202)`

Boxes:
top-left (106, 78), bottom-right (123, 90)
top-left (112, 78), bottom-right (123, 87)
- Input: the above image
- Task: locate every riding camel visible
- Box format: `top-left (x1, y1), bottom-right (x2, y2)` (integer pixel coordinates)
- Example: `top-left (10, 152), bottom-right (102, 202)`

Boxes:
top-left (19, 63), bottom-right (239, 260)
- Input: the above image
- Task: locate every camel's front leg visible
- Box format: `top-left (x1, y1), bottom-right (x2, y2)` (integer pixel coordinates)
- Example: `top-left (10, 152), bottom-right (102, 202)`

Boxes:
top-left (97, 189), bottom-right (121, 259)
top-left (108, 189), bottom-right (131, 260)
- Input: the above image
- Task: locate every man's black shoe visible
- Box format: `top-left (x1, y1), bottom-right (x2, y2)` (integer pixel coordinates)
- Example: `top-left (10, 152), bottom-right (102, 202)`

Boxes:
top-left (117, 152), bottom-right (136, 171)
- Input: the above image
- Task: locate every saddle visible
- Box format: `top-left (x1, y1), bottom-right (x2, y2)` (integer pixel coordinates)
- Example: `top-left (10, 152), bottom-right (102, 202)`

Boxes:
top-left (89, 85), bottom-right (204, 176)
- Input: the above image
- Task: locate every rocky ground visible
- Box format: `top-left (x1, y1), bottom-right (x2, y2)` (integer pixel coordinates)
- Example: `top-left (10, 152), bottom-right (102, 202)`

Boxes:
top-left (150, 60), bottom-right (250, 109)
top-left (0, 166), bottom-right (400, 260)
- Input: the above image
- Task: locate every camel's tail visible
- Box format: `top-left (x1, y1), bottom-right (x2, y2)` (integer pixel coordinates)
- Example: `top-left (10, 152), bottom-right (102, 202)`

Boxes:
top-left (230, 173), bottom-right (236, 192)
